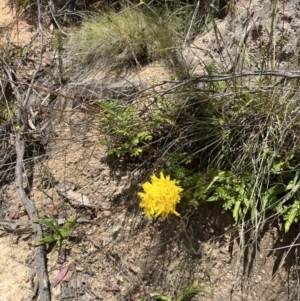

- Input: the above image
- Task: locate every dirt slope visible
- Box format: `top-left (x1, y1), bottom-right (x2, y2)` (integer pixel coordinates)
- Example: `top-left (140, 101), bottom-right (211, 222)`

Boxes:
top-left (1, 0), bottom-right (300, 301)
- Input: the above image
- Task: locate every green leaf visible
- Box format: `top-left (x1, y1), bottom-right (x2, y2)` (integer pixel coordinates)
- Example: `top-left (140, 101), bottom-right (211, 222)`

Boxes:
top-left (233, 200), bottom-right (242, 223)
top-left (62, 214), bottom-right (77, 231)
top-left (149, 293), bottom-right (172, 301)
top-left (33, 218), bottom-right (61, 237)
top-left (272, 156), bottom-right (294, 172)
top-left (206, 173), bottom-right (223, 191)
top-left (36, 235), bottom-right (57, 246)
top-left (177, 288), bottom-right (205, 301)
top-left (284, 201), bottom-right (300, 232)
top-left (47, 214), bottom-right (60, 228)
top-left (287, 173), bottom-right (300, 193)
top-left (261, 184), bottom-right (286, 210)
top-left (60, 229), bottom-right (72, 239)
top-left (207, 195), bottom-right (219, 202)
top-left (177, 278), bottom-right (211, 301)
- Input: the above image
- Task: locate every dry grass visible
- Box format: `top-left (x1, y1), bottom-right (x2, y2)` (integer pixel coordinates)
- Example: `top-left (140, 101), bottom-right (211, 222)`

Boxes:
top-left (68, 5), bottom-right (184, 71)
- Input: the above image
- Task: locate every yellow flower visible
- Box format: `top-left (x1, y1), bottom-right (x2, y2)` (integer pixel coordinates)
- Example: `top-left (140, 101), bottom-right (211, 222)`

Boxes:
top-left (138, 172), bottom-right (183, 219)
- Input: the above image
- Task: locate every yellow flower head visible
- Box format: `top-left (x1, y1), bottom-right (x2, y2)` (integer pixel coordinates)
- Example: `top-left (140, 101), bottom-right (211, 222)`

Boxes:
top-left (138, 172), bottom-right (183, 219)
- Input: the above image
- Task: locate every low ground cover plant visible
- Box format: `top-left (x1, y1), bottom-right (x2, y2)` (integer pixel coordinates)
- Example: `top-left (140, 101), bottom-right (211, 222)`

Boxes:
top-left (100, 72), bottom-right (300, 232)
top-left (33, 214), bottom-right (77, 251)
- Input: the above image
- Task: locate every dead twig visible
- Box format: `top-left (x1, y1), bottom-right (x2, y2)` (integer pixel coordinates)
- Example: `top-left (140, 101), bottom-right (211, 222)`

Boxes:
top-left (0, 0), bottom-right (52, 299)
top-left (15, 138), bottom-right (51, 301)
top-left (47, 0), bottom-right (68, 36)
top-left (3, 62), bottom-right (52, 299)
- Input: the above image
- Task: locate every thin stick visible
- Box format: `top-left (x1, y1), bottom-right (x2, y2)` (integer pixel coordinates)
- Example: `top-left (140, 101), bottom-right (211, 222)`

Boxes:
top-left (0, 0), bottom-right (52, 299)
top-left (183, 0), bottom-right (200, 48)
top-left (2, 60), bottom-right (51, 301)
top-left (15, 138), bottom-right (51, 301)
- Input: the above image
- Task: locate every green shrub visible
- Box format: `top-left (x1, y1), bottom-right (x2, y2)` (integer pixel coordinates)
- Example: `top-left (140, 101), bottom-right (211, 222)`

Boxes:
top-left (99, 100), bottom-right (153, 157)
top-left (98, 93), bottom-right (178, 157)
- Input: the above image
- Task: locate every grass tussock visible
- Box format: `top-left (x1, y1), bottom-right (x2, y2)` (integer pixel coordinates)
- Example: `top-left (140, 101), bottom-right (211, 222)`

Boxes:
top-left (68, 5), bottom-right (184, 70)
top-left (158, 74), bottom-right (300, 230)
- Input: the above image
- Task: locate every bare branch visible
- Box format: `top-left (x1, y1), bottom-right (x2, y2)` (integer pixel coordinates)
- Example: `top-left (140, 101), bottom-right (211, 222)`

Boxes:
top-left (15, 137), bottom-right (51, 300)
top-left (0, 0), bottom-right (52, 299)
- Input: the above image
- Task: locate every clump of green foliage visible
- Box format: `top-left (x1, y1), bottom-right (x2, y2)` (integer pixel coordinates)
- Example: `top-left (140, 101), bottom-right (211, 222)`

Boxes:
top-left (98, 95), bottom-right (177, 157)
top-left (99, 100), bottom-right (152, 157)
top-left (160, 73), bottom-right (300, 232)
top-left (33, 214), bottom-right (77, 251)
top-left (68, 5), bottom-right (184, 70)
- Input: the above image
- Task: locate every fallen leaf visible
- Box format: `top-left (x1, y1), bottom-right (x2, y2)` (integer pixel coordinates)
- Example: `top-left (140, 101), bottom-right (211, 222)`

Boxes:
top-left (98, 201), bottom-right (111, 210)
top-left (68, 261), bottom-right (77, 271)
top-left (127, 262), bottom-right (142, 275)
top-left (104, 286), bottom-right (120, 292)
top-left (44, 60), bottom-right (54, 67)
top-left (52, 266), bottom-right (69, 288)
top-left (55, 182), bottom-right (92, 207)
top-left (8, 211), bottom-right (20, 220)
top-left (60, 262), bottom-right (76, 282)
top-left (45, 203), bottom-right (58, 216)
top-left (55, 181), bottom-right (76, 194)
top-left (65, 190), bottom-right (91, 207)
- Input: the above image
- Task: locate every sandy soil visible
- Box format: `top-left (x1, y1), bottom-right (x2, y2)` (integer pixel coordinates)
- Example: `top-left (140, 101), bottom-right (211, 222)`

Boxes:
top-left (0, 0), bottom-right (37, 45)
